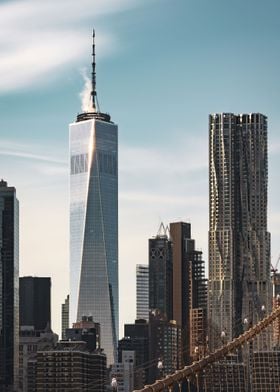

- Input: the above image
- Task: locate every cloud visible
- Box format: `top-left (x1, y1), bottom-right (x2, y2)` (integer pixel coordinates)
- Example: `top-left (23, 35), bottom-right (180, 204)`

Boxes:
top-left (0, 139), bottom-right (66, 164)
top-left (0, 0), bottom-right (148, 92)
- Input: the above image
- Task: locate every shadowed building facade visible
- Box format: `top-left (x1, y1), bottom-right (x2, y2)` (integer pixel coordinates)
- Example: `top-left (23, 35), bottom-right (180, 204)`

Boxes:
top-left (69, 31), bottom-right (118, 365)
top-left (149, 224), bottom-right (173, 321)
top-left (19, 277), bottom-right (51, 330)
top-left (208, 113), bottom-right (271, 350)
top-left (0, 180), bottom-right (19, 391)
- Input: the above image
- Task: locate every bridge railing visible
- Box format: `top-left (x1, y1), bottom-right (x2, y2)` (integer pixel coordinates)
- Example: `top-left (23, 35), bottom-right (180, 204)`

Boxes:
top-left (134, 305), bottom-right (280, 392)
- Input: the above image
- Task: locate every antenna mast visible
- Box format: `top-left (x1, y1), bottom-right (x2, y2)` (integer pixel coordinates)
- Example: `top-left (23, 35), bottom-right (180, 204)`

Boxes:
top-left (91, 29), bottom-right (97, 111)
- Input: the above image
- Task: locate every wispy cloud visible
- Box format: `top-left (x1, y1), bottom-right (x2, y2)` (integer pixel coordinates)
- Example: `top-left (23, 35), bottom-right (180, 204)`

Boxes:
top-left (0, 0), bottom-right (149, 92)
top-left (0, 139), bottom-right (66, 164)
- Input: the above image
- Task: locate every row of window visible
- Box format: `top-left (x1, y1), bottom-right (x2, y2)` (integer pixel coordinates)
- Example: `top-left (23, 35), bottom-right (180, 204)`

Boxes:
top-left (70, 151), bottom-right (117, 176)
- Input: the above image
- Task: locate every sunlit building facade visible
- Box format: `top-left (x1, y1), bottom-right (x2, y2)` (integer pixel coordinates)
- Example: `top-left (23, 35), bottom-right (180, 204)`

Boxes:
top-left (136, 264), bottom-right (149, 321)
top-left (208, 113), bottom-right (271, 351)
top-left (69, 112), bottom-right (118, 365)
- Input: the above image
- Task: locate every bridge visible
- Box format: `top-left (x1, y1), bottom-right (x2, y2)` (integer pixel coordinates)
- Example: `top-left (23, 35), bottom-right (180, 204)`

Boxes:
top-left (133, 305), bottom-right (280, 392)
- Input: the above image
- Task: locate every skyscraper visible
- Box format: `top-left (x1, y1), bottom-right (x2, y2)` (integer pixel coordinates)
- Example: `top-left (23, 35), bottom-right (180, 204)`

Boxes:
top-left (69, 30), bottom-right (118, 365)
top-left (19, 277), bottom-right (51, 330)
top-left (208, 113), bottom-right (271, 350)
top-left (170, 221), bottom-right (207, 364)
top-left (136, 264), bottom-right (149, 321)
top-left (0, 180), bottom-right (19, 391)
top-left (61, 294), bottom-right (69, 340)
top-left (149, 224), bottom-right (173, 321)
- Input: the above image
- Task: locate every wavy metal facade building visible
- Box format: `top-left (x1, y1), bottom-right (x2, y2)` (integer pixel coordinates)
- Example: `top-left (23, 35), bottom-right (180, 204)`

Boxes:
top-left (208, 113), bottom-right (271, 350)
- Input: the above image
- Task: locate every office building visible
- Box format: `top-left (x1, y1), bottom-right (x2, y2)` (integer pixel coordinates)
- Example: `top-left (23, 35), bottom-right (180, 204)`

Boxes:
top-left (119, 320), bottom-right (149, 388)
top-left (19, 326), bottom-right (58, 392)
top-left (36, 341), bottom-right (106, 392)
top-left (252, 350), bottom-right (280, 391)
top-left (70, 30), bottom-right (118, 364)
top-left (61, 294), bottom-right (69, 339)
top-left (204, 355), bottom-right (246, 392)
top-left (19, 277), bottom-right (51, 330)
top-left (148, 310), bottom-right (182, 383)
top-left (170, 221), bottom-right (207, 364)
top-left (149, 223), bottom-right (173, 320)
top-left (0, 180), bottom-right (19, 391)
top-left (66, 316), bottom-right (101, 350)
top-left (111, 351), bottom-right (136, 392)
top-left (209, 113), bottom-right (271, 350)
top-left (136, 264), bottom-right (149, 321)
top-left (272, 273), bottom-right (280, 347)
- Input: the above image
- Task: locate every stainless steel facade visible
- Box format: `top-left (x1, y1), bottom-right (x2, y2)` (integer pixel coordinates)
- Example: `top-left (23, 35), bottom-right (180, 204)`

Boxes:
top-left (69, 116), bottom-right (118, 365)
top-left (208, 113), bottom-right (271, 350)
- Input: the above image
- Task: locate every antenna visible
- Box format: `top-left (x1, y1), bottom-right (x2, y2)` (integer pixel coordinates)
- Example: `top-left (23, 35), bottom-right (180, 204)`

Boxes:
top-left (91, 29), bottom-right (97, 111)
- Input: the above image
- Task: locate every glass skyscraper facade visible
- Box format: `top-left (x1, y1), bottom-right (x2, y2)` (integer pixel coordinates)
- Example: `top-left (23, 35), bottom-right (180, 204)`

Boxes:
top-left (208, 113), bottom-right (271, 351)
top-left (136, 264), bottom-right (149, 321)
top-left (0, 180), bottom-right (19, 391)
top-left (69, 113), bottom-right (118, 365)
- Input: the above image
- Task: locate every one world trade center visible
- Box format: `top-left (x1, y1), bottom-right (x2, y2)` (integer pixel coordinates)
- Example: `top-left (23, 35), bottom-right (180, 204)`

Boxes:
top-left (69, 30), bottom-right (118, 365)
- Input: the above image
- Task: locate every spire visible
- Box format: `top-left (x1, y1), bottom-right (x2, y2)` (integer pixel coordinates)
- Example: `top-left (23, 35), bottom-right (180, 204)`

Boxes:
top-left (91, 29), bottom-right (97, 111)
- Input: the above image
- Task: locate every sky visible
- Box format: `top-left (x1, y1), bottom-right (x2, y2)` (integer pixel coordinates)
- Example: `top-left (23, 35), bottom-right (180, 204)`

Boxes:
top-left (1, 0), bottom-right (280, 337)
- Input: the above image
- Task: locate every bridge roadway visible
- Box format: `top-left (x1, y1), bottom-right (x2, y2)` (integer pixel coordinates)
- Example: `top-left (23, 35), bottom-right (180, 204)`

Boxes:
top-left (134, 305), bottom-right (280, 392)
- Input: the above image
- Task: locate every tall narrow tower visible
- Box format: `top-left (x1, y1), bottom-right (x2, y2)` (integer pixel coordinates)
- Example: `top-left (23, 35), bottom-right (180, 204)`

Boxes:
top-left (208, 113), bottom-right (271, 351)
top-left (0, 180), bottom-right (19, 391)
top-left (69, 30), bottom-right (118, 365)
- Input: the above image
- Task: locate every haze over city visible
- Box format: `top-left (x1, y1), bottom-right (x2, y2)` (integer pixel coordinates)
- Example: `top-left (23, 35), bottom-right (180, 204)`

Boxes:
top-left (1, 0), bottom-right (280, 339)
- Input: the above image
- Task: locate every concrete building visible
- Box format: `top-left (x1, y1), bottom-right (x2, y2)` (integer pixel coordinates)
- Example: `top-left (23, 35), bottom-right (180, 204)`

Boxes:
top-left (69, 30), bottom-right (118, 365)
top-left (18, 326), bottom-right (58, 392)
top-left (149, 310), bottom-right (182, 383)
top-left (209, 113), bottom-right (271, 351)
top-left (272, 274), bottom-right (280, 347)
top-left (0, 180), bottom-right (19, 391)
top-left (149, 223), bottom-right (173, 321)
top-left (204, 355), bottom-right (246, 392)
top-left (19, 277), bottom-right (51, 330)
top-left (61, 294), bottom-right (69, 339)
top-left (66, 316), bottom-right (101, 351)
top-left (111, 350), bottom-right (135, 392)
top-left (252, 350), bottom-right (280, 391)
top-left (119, 319), bottom-right (149, 388)
top-left (136, 264), bottom-right (149, 321)
top-left (36, 341), bottom-right (106, 392)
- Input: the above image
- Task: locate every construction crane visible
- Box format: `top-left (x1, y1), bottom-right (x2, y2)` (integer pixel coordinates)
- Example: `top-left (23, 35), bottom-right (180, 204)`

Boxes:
top-left (271, 254), bottom-right (280, 276)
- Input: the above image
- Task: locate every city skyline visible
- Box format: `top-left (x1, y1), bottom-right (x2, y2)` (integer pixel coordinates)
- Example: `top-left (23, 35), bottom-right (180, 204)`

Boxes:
top-left (1, 0), bottom-right (280, 337)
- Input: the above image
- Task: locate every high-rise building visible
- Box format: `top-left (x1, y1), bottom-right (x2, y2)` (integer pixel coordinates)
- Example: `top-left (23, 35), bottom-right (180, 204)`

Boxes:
top-left (69, 30), bottom-right (118, 365)
top-left (61, 294), bottom-right (69, 339)
top-left (170, 221), bottom-right (207, 364)
top-left (19, 326), bottom-right (58, 392)
top-left (36, 341), bottom-right (106, 392)
top-left (148, 310), bottom-right (182, 383)
top-left (149, 224), bottom-right (173, 320)
top-left (252, 350), bottom-right (280, 391)
top-left (119, 320), bottom-right (149, 388)
top-left (19, 277), bottom-right (51, 330)
top-left (136, 264), bottom-right (149, 321)
top-left (111, 351), bottom-right (136, 392)
top-left (66, 316), bottom-right (101, 351)
top-left (205, 355), bottom-right (246, 392)
top-left (0, 180), bottom-right (19, 391)
top-left (208, 113), bottom-right (271, 350)
top-left (272, 273), bottom-right (280, 347)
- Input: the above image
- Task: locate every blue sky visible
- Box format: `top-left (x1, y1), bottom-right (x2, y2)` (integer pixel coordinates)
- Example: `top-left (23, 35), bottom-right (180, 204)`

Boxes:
top-left (1, 0), bottom-right (280, 336)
